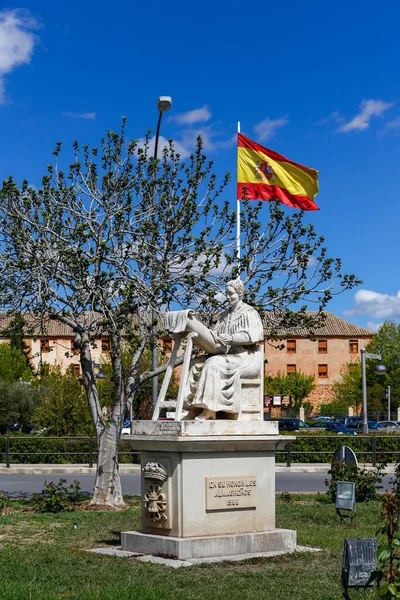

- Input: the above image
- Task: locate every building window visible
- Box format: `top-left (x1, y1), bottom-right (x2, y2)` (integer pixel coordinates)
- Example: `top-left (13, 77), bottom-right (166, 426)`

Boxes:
top-left (41, 339), bottom-right (50, 353)
top-left (71, 340), bottom-right (80, 356)
top-left (349, 339), bottom-right (359, 354)
top-left (318, 339), bottom-right (328, 354)
top-left (101, 338), bottom-right (110, 354)
top-left (162, 338), bottom-right (173, 353)
top-left (287, 340), bottom-right (296, 353)
top-left (318, 364), bottom-right (328, 378)
top-left (287, 364), bottom-right (296, 375)
top-left (72, 364), bottom-right (80, 376)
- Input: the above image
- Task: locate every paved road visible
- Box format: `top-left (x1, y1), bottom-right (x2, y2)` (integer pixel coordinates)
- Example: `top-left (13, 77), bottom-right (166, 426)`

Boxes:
top-left (0, 472), bottom-right (394, 498)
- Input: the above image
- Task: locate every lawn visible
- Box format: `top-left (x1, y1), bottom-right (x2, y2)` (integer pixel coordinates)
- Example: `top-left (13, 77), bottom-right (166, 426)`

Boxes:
top-left (0, 494), bottom-right (383, 600)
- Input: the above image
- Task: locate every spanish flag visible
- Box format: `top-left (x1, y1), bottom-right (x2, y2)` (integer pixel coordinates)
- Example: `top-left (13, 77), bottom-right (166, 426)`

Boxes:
top-left (237, 133), bottom-right (319, 211)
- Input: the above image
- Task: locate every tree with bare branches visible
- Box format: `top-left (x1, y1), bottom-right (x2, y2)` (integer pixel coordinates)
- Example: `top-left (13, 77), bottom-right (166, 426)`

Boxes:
top-left (0, 119), bottom-right (360, 506)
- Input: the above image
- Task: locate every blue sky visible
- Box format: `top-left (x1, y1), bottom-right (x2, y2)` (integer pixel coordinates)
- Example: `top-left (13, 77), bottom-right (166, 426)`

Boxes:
top-left (0, 0), bottom-right (399, 332)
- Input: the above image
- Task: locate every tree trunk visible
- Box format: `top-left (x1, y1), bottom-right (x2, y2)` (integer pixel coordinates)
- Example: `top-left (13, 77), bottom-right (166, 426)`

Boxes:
top-left (90, 425), bottom-right (126, 508)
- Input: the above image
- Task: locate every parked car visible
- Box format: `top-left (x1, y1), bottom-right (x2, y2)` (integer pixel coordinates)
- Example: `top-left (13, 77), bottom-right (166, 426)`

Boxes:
top-left (331, 417), bottom-right (357, 427)
top-left (345, 417), bottom-right (378, 430)
top-left (312, 416), bottom-right (334, 422)
top-left (273, 418), bottom-right (310, 432)
top-left (309, 421), bottom-right (329, 429)
top-left (325, 422), bottom-right (356, 435)
top-left (378, 421), bottom-right (400, 432)
top-left (354, 421), bottom-right (385, 432)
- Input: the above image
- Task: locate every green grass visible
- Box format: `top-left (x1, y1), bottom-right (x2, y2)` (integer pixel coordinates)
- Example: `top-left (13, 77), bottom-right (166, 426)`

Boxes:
top-left (0, 495), bottom-right (383, 599)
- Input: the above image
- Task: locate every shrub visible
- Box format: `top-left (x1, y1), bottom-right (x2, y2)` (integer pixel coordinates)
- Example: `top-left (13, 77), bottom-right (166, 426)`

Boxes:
top-left (325, 458), bottom-right (385, 502)
top-left (32, 478), bottom-right (81, 513)
top-left (391, 461), bottom-right (400, 500)
top-left (0, 490), bottom-right (9, 512)
top-left (371, 493), bottom-right (400, 598)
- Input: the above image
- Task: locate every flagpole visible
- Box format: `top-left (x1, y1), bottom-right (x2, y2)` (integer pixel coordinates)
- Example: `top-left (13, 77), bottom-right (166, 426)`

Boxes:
top-left (236, 121), bottom-right (241, 262)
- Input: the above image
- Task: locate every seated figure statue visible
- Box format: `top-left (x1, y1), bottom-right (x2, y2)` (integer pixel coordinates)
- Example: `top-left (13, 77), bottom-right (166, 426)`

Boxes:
top-left (164, 279), bottom-right (264, 420)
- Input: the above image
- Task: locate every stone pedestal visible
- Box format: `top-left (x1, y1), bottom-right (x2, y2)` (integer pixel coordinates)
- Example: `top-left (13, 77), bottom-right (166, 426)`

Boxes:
top-left (121, 421), bottom-right (296, 561)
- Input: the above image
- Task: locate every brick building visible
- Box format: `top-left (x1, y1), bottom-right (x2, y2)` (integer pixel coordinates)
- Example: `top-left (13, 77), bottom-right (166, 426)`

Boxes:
top-left (263, 312), bottom-right (373, 409)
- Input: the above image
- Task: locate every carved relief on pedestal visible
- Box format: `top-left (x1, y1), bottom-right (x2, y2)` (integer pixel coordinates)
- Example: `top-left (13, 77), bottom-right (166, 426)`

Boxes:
top-left (142, 462), bottom-right (169, 526)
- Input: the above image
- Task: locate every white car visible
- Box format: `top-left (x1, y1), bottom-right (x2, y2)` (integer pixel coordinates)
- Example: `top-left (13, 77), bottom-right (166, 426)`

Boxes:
top-left (378, 420), bottom-right (400, 432)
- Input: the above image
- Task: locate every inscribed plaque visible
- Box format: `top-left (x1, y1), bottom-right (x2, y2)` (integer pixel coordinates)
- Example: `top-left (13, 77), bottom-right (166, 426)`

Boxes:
top-left (205, 476), bottom-right (257, 510)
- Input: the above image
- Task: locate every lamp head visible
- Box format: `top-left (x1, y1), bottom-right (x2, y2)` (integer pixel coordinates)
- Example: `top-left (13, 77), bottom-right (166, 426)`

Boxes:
top-left (374, 362), bottom-right (387, 376)
top-left (157, 96), bottom-right (172, 113)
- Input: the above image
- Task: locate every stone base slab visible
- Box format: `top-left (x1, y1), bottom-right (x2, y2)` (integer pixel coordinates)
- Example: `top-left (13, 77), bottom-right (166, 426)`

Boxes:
top-left (89, 543), bottom-right (320, 568)
top-left (121, 528), bottom-right (296, 560)
top-left (130, 420), bottom-right (279, 437)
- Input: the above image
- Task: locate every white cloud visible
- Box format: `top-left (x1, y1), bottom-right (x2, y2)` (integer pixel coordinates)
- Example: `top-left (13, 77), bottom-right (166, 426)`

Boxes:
top-left (337, 99), bottom-right (394, 133)
top-left (0, 9), bottom-right (40, 103)
top-left (179, 126), bottom-right (235, 153)
top-left (366, 321), bottom-right (384, 333)
top-left (62, 111), bottom-right (96, 120)
top-left (385, 117), bottom-right (400, 129)
top-left (345, 289), bottom-right (400, 319)
top-left (316, 111), bottom-right (345, 126)
top-left (169, 105), bottom-right (212, 125)
top-left (253, 117), bottom-right (288, 142)
top-left (136, 135), bottom-right (191, 159)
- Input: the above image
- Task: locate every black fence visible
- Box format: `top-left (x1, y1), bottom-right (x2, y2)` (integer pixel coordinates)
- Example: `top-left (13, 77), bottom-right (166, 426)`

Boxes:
top-left (278, 434), bottom-right (400, 467)
top-left (1, 434), bottom-right (400, 469)
top-left (0, 436), bottom-right (140, 468)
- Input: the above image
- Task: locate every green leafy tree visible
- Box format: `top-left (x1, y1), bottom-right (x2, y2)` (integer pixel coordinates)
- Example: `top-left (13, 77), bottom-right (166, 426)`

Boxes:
top-left (32, 367), bottom-right (94, 436)
top-left (0, 380), bottom-right (39, 433)
top-left (0, 120), bottom-right (359, 506)
top-left (332, 321), bottom-right (400, 418)
top-left (318, 398), bottom-right (352, 417)
top-left (0, 344), bottom-right (32, 382)
top-left (331, 362), bottom-right (362, 413)
top-left (265, 370), bottom-right (315, 412)
top-left (367, 321), bottom-right (400, 414)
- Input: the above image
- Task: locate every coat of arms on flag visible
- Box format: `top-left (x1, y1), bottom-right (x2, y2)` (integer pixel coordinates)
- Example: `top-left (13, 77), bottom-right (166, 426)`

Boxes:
top-left (255, 161), bottom-right (277, 184)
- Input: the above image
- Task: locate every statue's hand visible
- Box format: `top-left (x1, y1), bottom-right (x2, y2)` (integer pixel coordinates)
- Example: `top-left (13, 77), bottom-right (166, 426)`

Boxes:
top-left (218, 334), bottom-right (233, 344)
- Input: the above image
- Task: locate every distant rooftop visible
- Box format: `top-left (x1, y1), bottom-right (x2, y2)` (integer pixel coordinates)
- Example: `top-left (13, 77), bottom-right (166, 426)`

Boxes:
top-left (263, 311), bottom-right (374, 338)
top-left (0, 310), bottom-right (374, 339)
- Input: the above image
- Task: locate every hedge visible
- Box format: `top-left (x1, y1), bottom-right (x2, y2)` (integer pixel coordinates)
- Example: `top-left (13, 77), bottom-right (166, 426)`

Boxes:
top-left (276, 431), bottom-right (400, 464)
top-left (0, 436), bottom-right (140, 465)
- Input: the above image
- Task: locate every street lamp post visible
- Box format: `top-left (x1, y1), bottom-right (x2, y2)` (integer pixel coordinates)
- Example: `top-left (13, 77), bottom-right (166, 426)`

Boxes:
top-left (386, 385), bottom-right (391, 421)
top-left (152, 96), bottom-right (172, 408)
top-left (360, 348), bottom-right (387, 434)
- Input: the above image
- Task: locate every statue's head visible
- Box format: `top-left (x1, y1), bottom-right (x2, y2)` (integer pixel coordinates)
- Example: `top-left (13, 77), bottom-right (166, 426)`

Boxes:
top-left (226, 279), bottom-right (245, 300)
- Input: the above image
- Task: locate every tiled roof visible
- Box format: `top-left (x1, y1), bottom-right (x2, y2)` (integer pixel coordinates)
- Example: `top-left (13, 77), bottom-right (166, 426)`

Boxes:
top-left (0, 313), bottom-right (100, 338)
top-left (263, 311), bottom-right (374, 338)
top-left (0, 311), bottom-right (374, 339)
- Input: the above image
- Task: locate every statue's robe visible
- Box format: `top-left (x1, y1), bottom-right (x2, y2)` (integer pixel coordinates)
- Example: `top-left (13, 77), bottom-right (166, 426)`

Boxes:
top-left (183, 304), bottom-right (264, 416)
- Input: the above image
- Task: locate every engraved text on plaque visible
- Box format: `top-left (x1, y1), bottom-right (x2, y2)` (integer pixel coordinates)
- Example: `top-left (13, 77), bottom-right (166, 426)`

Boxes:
top-left (205, 476), bottom-right (257, 510)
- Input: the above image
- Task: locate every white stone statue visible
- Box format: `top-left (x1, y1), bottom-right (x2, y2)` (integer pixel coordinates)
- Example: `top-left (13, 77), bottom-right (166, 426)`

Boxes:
top-left (164, 280), bottom-right (264, 420)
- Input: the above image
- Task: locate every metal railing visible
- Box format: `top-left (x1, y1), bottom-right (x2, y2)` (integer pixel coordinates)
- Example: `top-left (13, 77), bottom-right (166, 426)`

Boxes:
top-left (0, 436), bottom-right (140, 468)
top-left (1, 434), bottom-right (399, 469)
top-left (280, 435), bottom-right (400, 467)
